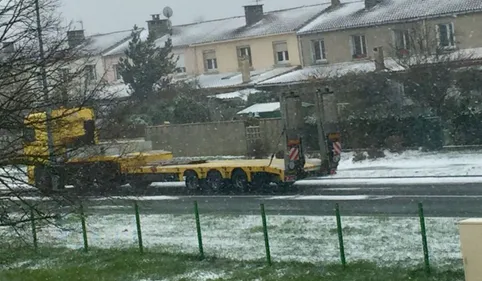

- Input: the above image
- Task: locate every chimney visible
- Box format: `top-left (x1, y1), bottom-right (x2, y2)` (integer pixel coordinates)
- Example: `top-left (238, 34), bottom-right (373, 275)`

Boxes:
top-left (240, 56), bottom-right (251, 83)
top-left (365, 0), bottom-right (382, 9)
top-left (373, 46), bottom-right (386, 71)
top-left (147, 14), bottom-right (170, 39)
top-left (244, 4), bottom-right (264, 26)
top-left (67, 30), bottom-right (85, 48)
top-left (331, 0), bottom-right (341, 7)
top-left (2, 42), bottom-right (14, 53)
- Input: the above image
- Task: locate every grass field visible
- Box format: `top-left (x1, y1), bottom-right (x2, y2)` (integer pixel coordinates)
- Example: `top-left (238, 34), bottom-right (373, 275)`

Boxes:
top-left (0, 212), bottom-right (466, 280)
top-left (0, 213), bottom-right (464, 266)
top-left (0, 246), bottom-right (465, 281)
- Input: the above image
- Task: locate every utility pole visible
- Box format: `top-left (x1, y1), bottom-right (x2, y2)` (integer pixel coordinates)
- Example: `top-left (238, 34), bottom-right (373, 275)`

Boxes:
top-left (34, 0), bottom-right (59, 190)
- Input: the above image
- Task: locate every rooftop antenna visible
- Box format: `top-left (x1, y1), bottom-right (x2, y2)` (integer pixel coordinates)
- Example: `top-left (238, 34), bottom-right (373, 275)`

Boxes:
top-left (163, 6), bottom-right (173, 34)
top-left (163, 6), bottom-right (173, 19)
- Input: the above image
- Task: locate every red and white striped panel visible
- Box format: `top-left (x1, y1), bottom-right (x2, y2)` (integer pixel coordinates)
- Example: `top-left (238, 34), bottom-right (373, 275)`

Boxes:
top-left (333, 142), bottom-right (342, 155)
top-left (288, 146), bottom-right (300, 161)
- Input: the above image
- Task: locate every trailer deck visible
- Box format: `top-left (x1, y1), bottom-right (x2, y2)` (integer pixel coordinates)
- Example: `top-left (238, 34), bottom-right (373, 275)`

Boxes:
top-left (124, 158), bottom-right (323, 182)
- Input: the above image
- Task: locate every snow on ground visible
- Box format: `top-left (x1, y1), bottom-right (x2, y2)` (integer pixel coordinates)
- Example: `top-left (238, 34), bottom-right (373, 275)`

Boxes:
top-left (332, 149), bottom-right (482, 178)
top-left (1, 213), bottom-right (463, 267)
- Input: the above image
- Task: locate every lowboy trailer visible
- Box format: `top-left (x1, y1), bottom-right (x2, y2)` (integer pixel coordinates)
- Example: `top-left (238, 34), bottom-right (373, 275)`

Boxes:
top-left (25, 90), bottom-right (341, 194)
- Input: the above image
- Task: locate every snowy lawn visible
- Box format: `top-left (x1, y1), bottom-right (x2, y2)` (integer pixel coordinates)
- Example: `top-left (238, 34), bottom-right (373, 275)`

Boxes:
top-left (333, 149), bottom-right (482, 178)
top-left (1, 213), bottom-right (464, 268)
top-left (0, 247), bottom-right (464, 281)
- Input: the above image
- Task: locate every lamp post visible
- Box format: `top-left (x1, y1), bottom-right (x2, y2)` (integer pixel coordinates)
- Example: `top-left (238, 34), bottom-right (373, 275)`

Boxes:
top-left (34, 0), bottom-right (59, 190)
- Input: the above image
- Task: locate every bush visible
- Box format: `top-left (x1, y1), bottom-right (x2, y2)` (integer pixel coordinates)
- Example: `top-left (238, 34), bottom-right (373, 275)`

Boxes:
top-left (385, 135), bottom-right (404, 153)
top-left (367, 148), bottom-right (385, 160)
top-left (352, 151), bottom-right (367, 162)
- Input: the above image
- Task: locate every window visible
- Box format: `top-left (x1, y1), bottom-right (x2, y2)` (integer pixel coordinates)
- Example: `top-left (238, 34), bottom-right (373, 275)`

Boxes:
top-left (273, 41), bottom-right (289, 64)
top-left (351, 35), bottom-right (367, 59)
top-left (393, 30), bottom-right (410, 51)
top-left (237, 46), bottom-right (252, 67)
top-left (203, 50), bottom-right (218, 72)
top-left (113, 64), bottom-right (122, 80)
top-left (22, 127), bottom-right (35, 143)
top-left (176, 67), bottom-right (187, 74)
top-left (84, 64), bottom-right (96, 81)
top-left (312, 39), bottom-right (326, 62)
top-left (175, 53), bottom-right (186, 73)
top-left (437, 23), bottom-right (455, 48)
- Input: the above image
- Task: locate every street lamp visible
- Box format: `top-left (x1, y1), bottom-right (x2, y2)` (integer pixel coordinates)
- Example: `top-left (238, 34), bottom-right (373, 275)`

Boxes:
top-left (34, 0), bottom-right (59, 191)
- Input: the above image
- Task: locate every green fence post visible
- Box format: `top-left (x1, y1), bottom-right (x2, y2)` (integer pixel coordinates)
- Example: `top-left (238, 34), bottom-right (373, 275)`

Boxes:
top-left (80, 203), bottom-right (89, 252)
top-left (260, 203), bottom-right (272, 266)
top-left (193, 201), bottom-right (205, 260)
top-left (335, 203), bottom-right (346, 268)
top-left (30, 207), bottom-right (38, 252)
top-left (418, 202), bottom-right (430, 274)
top-left (134, 201), bottom-right (144, 254)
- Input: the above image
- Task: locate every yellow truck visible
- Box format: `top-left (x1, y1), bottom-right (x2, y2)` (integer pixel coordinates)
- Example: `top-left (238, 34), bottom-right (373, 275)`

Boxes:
top-left (22, 91), bottom-right (341, 194)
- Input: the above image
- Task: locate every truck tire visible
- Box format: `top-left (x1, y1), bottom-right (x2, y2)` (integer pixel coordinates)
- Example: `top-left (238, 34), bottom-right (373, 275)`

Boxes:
top-left (206, 170), bottom-right (224, 192)
top-left (184, 170), bottom-right (200, 191)
top-left (231, 169), bottom-right (248, 193)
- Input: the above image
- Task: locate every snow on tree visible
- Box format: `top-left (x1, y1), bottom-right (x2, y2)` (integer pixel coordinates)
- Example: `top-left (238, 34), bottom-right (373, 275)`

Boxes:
top-left (117, 25), bottom-right (178, 101)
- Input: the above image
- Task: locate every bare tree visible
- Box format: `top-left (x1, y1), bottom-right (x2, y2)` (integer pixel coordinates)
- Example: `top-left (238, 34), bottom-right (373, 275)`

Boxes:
top-left (388, 21), bottom-right (481, 119)
top-left (0, 0), bottom-right (126, 235)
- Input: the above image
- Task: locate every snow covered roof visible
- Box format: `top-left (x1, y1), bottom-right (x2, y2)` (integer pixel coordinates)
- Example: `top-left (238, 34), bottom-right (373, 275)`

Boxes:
top-left (237, 102), bottom-right (281, 115)
top-left (237, 101), bottom-right (313, 115)
top-left (298, 0), bottom-right (482, 35)
top-left (209, 89), bottom-right (263, 101)
top-left (187, 66), bottom-right (299, 89)
top-left (257, 58), bottom-right (405, 86)
top-left (104, 4), bottom-right (330, 56)
top-left (99, 82), bottom-right (132, 100)
top-left (188, 4), bottom-right (330, 45)
top-left (82, 30), bottom-right (134, 55)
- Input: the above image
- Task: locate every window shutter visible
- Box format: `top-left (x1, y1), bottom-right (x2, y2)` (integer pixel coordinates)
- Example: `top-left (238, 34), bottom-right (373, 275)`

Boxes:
top-left (176, 53), bottom-right (185, 68)
top-left (203, 50), bottom-right (216, 60)
top-left (349, 35), bottom-right (354, 56)
top-left (435, 24), bottom-right (441, 47)
top-left (273, 42), bottom-right (287, 52)
top-left (450, 22), bottom-right (456, 47)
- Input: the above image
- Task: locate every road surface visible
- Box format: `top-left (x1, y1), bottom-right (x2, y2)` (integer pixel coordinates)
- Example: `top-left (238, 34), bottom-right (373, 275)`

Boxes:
top-left (6, 181), bottom-right (482, 218)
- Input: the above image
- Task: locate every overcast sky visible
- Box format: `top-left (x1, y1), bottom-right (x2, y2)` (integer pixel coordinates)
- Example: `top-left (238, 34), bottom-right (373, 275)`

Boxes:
top-left (59, 0), bottom-right (329, 35)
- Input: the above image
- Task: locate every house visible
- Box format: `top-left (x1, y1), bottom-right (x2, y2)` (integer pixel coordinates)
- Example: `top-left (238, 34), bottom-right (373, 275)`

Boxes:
top-left (101, 4), bottom-right (324, 93)
top-left (258, 0), bottom-right (482, 87)
top-left (187, 4), bottom-right (329, 75)
top-left (297, 0), bottom-right (482, 66)
top-left (65, 29), bottom-right (134, 83)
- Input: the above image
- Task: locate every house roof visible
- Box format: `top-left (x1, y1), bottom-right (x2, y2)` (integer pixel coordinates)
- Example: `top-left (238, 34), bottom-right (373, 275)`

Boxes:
top-left (237, 102), bottom-right (281, 114)
top-left (298, 0), bottom-right (482, 35)
top-left (237, 101), bottom-right (313, 115)
top-left (209, 89), bottom-right (263, 101)
top-left (257, 58), bottom-right (405, 87)
top-left (188, 4), bottom-right (331, 45)
top-left (104, 3), bottom-right (331, 57)
top-left (82, 29), bottom-right (134, 55)
top-left (101, 66), bottom-right (297, 99)
top-left (187, 66), bottom-right (299, 89)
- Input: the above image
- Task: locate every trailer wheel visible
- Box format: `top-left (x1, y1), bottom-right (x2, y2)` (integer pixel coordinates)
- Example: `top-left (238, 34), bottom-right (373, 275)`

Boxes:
top-left (231, 169), bottom-right (248, 193)
top-left (184, 170), bottom-right (200, 191)
top-left (206, 170), bottom-right (224, 192)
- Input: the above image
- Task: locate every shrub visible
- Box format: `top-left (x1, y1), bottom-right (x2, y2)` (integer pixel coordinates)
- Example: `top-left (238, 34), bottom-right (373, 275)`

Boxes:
top-left (367, 148), bottom-right (385, 159)
top-left (385, 135), bottom-right (404, 153)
